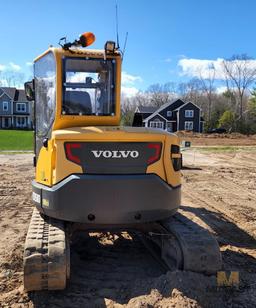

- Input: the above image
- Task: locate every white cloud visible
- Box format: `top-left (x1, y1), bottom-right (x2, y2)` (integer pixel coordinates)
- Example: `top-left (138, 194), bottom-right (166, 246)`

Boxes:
top-left (67, 72), bottom-right (96, 83)
top-left (122, 71), bottom-right (142, 85)
top-left (121, 71), bottom-right (142, 97)
top-left (0, 64), bottom-right (6, 71)
top-left (178, 57), bottom-right (256, 80)
top-left (26, 62), bottom-right (33, 67)
top-left (164, 58), bottom-right (172, 63)
top-left (9, 62), bottom-right (21, 72)
top-left (178, 58), bottom-right (225, 79)
top-left (121, 86), bottom-right (139, 97)
top-left (216, 86), bottom-right (228, 94)
top-left (0, 62), bottom-right (22, 72)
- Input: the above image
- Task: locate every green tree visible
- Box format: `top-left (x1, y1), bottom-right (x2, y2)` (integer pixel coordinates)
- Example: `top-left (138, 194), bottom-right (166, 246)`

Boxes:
top-left (248, 88), bottom-right (256, 117)
top-left (121, 97), bottom-right (137, 126)
top-left (218, 110), bottom-right (235, 131)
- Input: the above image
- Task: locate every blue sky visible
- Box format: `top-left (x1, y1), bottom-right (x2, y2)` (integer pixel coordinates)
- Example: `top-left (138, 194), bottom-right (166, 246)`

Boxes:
top-left (1, 0), bottom-right (256, 95)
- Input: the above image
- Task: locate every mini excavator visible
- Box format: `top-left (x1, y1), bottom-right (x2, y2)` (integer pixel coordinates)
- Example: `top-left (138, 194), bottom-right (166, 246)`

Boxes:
top-left (23, 32), bottom-right (221, 290)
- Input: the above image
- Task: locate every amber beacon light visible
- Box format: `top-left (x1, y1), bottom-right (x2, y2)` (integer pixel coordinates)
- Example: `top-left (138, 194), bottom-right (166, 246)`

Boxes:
top-left (79, 32), bottom-right (96, 47)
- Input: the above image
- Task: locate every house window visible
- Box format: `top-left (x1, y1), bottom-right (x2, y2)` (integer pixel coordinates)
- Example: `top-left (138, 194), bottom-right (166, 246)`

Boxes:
top-left (185, 110), bottom-right (194, 117)
top-left (3, 117), bottom-right (11, 128)
top-left (167, 122), bottom-right (173, 132)
top-left (17, 103), bottom-right (26, 112)
top-left (150, 121), bottom-right (164, 129)
top-left (167, 111), bottom-right (172, 117)
top-left (184, 121), bottom-right (193, 130)
top-left (16, 117), bottom-right (26, 127)
top-left (3, 101), bottom-right (8, 111)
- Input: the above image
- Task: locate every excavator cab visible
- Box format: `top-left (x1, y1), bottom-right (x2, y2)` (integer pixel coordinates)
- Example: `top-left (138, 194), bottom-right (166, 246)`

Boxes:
top-left (25, 33), bottom-right (121, 160)
top-left (23, 32), bottom-right (221, 292)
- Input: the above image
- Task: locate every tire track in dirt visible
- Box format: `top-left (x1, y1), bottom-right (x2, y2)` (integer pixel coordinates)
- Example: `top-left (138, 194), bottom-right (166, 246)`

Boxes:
top-left (182, 167), bottom-right (256, 239)
top-left (181, 152), bottom-right (256, 285)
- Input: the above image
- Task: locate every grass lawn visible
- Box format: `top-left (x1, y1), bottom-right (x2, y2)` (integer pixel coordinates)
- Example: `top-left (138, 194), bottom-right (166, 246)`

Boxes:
top-left (194, 145), bottom-right (256, 153)
top-left (0, 130), bottom-right (33, 151)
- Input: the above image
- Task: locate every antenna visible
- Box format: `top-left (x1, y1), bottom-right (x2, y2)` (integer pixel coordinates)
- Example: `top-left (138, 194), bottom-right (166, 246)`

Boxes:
top-left (115, 0), bottom-right (120, 49)
top-left (115, 1), bottom-right (128, 60)
top-left (122, 32), bottom-right (128, 59)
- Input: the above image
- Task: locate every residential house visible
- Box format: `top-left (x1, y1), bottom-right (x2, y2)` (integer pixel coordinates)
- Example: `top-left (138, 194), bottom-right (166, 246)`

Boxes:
top-left (0, 87), bottom-right (33, 129)
top-left (132, 99), bottom-right (204, 133)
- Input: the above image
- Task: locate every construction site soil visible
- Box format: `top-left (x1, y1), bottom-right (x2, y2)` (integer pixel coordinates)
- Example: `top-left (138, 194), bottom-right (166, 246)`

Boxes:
top-left (177, 131), bottom-right (256, 146)
top-left (0, 135), bottom-right (255, 307)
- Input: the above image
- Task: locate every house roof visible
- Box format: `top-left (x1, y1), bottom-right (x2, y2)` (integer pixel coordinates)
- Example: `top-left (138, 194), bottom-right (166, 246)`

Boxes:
top-left (137, 106), bottom-right (158, 113)
top-left (173, 101), bottom-right (201, 111)
top-left (0, 87), bottom-right (17, 100)
top-left (0, 87), bottom-right (28, 102)
top-left (143, 99), bottom-right (186, 122)
top-left (16, 89), bottom-right (27, 102)
top-left (143, 112), bottom-right (167, 123)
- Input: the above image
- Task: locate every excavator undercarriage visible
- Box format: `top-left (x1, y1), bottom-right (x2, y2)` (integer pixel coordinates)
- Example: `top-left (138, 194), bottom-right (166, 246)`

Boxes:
top-left (24, 208), bottom-right (221, 291)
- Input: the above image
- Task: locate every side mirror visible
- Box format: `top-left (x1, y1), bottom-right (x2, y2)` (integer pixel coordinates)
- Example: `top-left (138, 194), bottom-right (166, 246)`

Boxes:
top-left (24, 80), bottom-right (35, 101)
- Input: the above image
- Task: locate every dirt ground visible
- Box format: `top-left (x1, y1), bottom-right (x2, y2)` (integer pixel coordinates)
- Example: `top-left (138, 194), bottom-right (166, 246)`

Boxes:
top-left (177, 131), bottom-right (256, 146)
top-left (0, 138), bottom-right (256, 307)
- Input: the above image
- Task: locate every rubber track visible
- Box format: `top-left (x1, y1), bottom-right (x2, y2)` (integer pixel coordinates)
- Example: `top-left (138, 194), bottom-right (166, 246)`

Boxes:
top-left (23, 208), bottom-right (69, 291)
top-left (161, 212), bottom-right (222, 274)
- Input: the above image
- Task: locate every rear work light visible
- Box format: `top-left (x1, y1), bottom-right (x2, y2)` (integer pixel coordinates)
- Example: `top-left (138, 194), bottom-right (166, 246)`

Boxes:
top-left (171, 144), bottom-right (182, 171)
top-left (65, 143), bottom-right (82, 165)
top-left (147, 143), bottom-right (162, 165)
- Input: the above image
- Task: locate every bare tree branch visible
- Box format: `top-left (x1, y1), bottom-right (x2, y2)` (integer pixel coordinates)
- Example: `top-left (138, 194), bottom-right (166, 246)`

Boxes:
top-left (198, 63), bottom-right (216, 126)
top-left (222, 54), bottom-right (256, 119)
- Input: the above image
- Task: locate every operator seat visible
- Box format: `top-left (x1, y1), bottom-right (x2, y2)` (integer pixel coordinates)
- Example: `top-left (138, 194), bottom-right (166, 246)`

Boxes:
top-left (64, 90), bottom-right (92, 114)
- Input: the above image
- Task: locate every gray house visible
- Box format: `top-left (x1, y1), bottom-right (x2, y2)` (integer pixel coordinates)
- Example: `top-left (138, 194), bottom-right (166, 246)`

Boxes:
top-left (133, 99), bottom-right (204, 133)
top-left (0, 87), bottom-right (32, 129)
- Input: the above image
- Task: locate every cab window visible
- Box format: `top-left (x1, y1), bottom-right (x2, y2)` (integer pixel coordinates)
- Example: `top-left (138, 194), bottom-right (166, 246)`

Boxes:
top-left (34, 52), bottom-right (56, 156)
top-left (62, 57), bottom-right (116, 116)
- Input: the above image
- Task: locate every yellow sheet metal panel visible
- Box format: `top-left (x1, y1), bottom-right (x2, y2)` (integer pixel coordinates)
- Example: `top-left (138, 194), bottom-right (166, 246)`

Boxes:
top-left (163, 134), bottom-right (181, 187)
top-left (50, 127), bottom-right (179, 185)
top-left (35, 140), bottom-right (55, 186)
top-left (52, 126), bottom-right (172, 140)
top-left (36, 127), bottom-right (181, 187)
top-left (53, 140), bottom-right (83, 184)
top-left (146, 159), bottom-right (167, 182)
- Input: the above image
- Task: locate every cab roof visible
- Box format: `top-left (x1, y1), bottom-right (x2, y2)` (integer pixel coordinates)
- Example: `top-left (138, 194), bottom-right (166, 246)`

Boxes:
top-left (34, 47), bottom-right (121, 63)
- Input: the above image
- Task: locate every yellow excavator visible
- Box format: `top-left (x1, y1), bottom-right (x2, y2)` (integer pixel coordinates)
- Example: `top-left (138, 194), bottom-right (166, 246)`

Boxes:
top-left (23, 32), bottom-right (221, 291)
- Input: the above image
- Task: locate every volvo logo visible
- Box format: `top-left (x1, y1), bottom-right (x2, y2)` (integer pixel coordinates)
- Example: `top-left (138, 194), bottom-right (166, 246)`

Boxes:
top-left (91, 150), bottom-right (139, 159)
